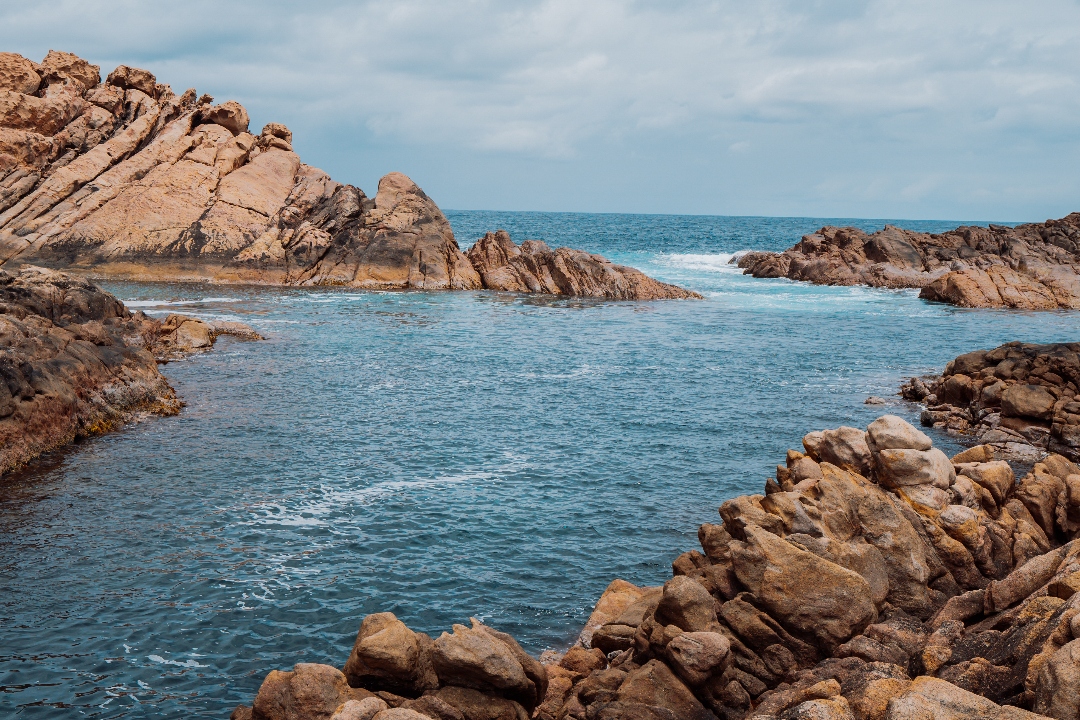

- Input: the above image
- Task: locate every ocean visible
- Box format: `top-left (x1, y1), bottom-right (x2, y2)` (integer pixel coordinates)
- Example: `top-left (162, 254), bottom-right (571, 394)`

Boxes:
top-left (1, 211), bottom-right (1076, 717)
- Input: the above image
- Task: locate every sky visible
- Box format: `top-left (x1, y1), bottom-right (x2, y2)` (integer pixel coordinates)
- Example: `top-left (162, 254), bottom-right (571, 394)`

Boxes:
top-left (3, 1), bottom-right (1079, 221)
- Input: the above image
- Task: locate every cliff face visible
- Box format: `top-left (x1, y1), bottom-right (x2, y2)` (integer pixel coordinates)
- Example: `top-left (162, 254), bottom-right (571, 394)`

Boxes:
top-left (0, 50), bottom-right (479, 290)
top-left (0, 51), bottom-right (696, 301)
top-left (736, 216), bottom-right (1080, 310)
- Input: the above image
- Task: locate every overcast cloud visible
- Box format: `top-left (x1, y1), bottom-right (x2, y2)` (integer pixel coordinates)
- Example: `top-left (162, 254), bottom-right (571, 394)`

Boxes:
top-left (3, 1), bottom-right (1079, 220)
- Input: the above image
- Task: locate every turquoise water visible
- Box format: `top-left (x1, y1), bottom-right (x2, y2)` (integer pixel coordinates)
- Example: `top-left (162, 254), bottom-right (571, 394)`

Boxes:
top-left (1, 211), bottom-right (1076, 718)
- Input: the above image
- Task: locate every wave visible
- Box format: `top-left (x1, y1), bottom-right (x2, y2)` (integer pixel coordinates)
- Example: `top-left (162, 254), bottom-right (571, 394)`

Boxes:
top-left (124, 297), bottom-right (240, 308)
top-left (652, 252), bottom-right (749, 274)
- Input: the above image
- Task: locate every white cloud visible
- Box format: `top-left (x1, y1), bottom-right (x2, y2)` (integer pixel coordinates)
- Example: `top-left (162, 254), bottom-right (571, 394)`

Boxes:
top-left (2, 0), bottom-right (1079, 218)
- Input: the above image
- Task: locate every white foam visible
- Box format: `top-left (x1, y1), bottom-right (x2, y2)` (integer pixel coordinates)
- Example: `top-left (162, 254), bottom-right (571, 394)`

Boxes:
top-left (147, 654), bottom-right (207, 668)
top-left (654, 252), bottom-right (746, 274)
top-left (124, 297), bottom-right (240, 308)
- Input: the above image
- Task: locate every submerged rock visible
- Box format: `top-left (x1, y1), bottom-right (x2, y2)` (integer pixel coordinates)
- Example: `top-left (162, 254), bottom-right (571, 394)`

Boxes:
top-left (735, 217), bottom-right (1080, 310)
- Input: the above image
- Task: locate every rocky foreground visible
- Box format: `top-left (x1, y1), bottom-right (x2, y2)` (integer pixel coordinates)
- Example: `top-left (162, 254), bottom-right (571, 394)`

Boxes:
top-left (0, 265), bottom-right (258, 475)
top-left (901, 342), bottom-right (1080, 465)
top-left (736, 215), bottom-right (1080, 310)
top-left (0, 51), bottom-right (695, 301)
top-left (231, 415), bottom-right (1080, 720)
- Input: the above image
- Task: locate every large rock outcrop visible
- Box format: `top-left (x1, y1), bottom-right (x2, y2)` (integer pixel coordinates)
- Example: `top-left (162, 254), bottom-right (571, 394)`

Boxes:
top-left (0, 265), bottom-right (259, 475)
top-left (466, 230), bottom-right (701, 300)
top-left (901, 342), bottom-right (1080, 464)
top-left (233, 413), bottom-right (1080, 720)
top-left (735, 217), bottom-right (1080, 310)
top-left (0, 51), bottom-right (696, 301)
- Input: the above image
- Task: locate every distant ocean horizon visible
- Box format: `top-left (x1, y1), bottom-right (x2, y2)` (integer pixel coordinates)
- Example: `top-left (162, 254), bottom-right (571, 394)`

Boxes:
top-left (2, 210), bottom-right (1076, 718)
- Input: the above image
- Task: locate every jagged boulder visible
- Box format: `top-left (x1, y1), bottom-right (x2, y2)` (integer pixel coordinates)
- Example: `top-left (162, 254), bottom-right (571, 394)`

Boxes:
top-left (1, 51), bottom-right (697, 301)
top-left (343, 613), bottom-right (439, 696)
top-left (465, 229), bottom-right (702, 300)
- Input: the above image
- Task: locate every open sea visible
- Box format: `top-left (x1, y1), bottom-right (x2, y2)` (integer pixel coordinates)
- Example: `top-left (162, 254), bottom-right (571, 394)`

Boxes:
top-left (1, 211), bottom-right (1077, 717)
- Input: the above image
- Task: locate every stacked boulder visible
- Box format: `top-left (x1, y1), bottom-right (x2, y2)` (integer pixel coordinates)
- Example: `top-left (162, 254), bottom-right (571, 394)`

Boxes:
top-left (233, 615), bottom-right (548, 720)
top-left (233, 414), bottom-right (1080, 719)
top-left (543, 415), bottom-right (1080, 719)
top-left (902, 342), bottom-right (1080, 463)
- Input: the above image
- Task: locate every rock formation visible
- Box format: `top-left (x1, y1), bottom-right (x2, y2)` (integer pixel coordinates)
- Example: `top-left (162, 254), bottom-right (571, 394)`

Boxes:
top-left (0, 265), bottom-right (258, 475)
top-left (232, 414), bottom-right (1080, 719)
top-left (735, 216), bottom-right (1080, 310)
top-left (901, 342), bottom-right (1080, 465)
top-left (0, 51), bottom-right (696, 301)
top-left (467, 230), bottom-right (701, 300)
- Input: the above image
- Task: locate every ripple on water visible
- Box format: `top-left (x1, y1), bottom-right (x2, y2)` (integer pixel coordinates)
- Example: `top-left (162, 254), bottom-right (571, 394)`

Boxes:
top-left (0, 211), bottom-right (1076, 718)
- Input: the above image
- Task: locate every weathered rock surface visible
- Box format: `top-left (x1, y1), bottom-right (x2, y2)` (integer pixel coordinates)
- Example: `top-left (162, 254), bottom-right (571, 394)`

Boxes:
top-left (466, 230), bottom-right (701, 300)
top-left (900, 342), bottom-right (1080, 464)
top-left (0, 51), bottom-right (696, 301)
top-left (0, 265), bottom-right (259, 475)
top-left (735, 216), bottom-right (1080, 310)
top-left (234, 412), bottom-right (1080, 720)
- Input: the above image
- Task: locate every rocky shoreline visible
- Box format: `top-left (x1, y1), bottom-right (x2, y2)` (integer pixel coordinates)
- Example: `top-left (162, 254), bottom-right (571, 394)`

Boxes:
top-left (0, 51), bottom-right (696, 302)
top-left (229, 413), bottom-right (1080, 720)
top-left (0, 265), bottom-right (258, 475)
top-left (900, 342), bottom-right (1080, 466)
top-left (735, 215), bottom-right (1080, 310)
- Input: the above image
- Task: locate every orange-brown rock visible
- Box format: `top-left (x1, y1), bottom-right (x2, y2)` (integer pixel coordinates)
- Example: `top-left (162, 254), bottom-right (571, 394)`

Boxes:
top-left (737, 217), bottom-right (1080, 310)
top-left (0, 51), bottom-right (696, 301)
top-left (901, 342), bottom-right (1080, 464)
top-left (466, 229), bottom-right (701, 300)
top-left (0, 265), bottom-right (259, 475)
top-left (0, 265), bottom-right (178, 474)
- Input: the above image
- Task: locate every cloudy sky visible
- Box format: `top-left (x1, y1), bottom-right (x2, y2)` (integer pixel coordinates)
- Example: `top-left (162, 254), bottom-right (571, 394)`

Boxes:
top-left (4, 1), bottom-right (1079, 221)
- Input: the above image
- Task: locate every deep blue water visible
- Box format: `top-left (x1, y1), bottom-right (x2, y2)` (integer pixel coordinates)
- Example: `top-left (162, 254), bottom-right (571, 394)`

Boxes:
top-left (1, 211), bottom-right (1076, 718)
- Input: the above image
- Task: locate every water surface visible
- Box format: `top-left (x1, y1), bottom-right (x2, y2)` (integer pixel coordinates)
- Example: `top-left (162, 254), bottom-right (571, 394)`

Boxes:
top-left (1, 211), bottom-right (1076, 717)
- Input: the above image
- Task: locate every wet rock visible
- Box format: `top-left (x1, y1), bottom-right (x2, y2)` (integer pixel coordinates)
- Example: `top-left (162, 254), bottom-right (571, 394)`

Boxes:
top-left (0, 266), bottom-right (183, 474)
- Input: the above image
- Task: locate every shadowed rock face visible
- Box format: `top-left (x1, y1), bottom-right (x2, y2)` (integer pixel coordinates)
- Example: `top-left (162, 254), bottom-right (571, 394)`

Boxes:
top-left (736, 216), bottom-right (1080, 310)
top-left (0, 51), bottom-right (697, 301)
top-left (0, 265), bottom-right (260, 475)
